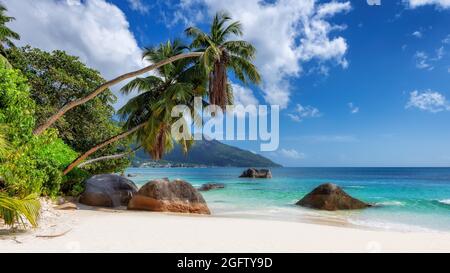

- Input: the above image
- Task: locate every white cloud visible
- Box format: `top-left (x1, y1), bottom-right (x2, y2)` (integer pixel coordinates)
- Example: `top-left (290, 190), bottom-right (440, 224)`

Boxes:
top-left (435, 46), bottom-right (445, 60)
top-left (170, 0), bottom-right (350, 109)
top-left (3, 0), bottom-right (144, 108)
top-left (348, 102), bottom-right (359, 114)
top-left (279, 148), bottom-right (306, 159)
top-left (228, 83), bottom-right (260, 118)
top-left (406, 90), bottom-right (450, 112)
top-left (414, 51), bottom-right (434, 70)
top-left (412, 31), bottom-right (423, 38)
top-left (443, 34), bottom-right (450, 44)
top-left (127, 0), bottom-right (150, 14)
top-left (404, 0), bottom-right (450, 9)
top-left (288, 103), bottom-right (321, 122)
top-left (231, 83), bottom-right (259, 106)
top-left (413, 47), bottom-right (446, 71)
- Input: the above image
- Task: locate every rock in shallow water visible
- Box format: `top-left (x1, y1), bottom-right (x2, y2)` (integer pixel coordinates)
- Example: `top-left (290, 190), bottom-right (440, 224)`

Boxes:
top-left (296, 183), bottom-right (371, 211)
top-left (79, 174), bottom-right (138, 207)
top-left (198, 183), bottom-right (225, 191)
top-left (239, 168), bottom-right (272, 178)
top-left (127, 178), bottom-right (210, 214)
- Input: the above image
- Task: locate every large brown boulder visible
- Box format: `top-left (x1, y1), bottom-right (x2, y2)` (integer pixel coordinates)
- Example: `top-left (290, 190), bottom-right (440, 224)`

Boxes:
top-left (239, 168), bottom-right (272, 178)
top-left (79, 174), bottom-right (138, 207)
top-left (296, 183), bottom-right (371, 211)
top-left (127, 179), bottom-right (210, 214)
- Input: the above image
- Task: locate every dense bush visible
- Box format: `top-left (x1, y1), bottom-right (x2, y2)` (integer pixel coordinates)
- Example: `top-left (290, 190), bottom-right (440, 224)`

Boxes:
top-left (0, 66), bottom-right (77, 196)
top-left (7, 46), bottom-right (131, 174)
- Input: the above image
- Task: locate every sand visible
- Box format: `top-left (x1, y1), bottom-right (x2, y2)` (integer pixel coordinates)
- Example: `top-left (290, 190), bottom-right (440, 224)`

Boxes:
top-left (1, 204), bottom-right (450, 253)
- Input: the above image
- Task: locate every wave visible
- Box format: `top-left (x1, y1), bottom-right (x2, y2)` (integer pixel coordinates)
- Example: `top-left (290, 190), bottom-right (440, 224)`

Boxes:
top-left (374, 201), bottom-right (405, 206)
top-left (344, 185), bottom-right (365, 189)
top-left (348, 219), bottom-right (434, 232)
top-left (437, 199), bottom-right (450, 205)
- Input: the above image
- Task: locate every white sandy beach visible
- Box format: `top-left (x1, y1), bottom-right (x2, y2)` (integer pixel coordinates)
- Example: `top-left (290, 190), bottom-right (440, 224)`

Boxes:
top-left (1, 204), bottom-right (450, 253)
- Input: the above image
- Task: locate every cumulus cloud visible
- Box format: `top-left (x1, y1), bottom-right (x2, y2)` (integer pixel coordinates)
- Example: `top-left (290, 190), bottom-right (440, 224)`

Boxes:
top-left (279, 148), bottom-right (306, 159)
top-left (348, 102), bottom-right (359, 114)
top-left (288, 103), bottom-right (321, 122)
top-left (404, 0), bottom-right (450, 9)
top-left (406, 90), bottom-right (450, 112)
top-left (3, 0), bottom-right (144, 108)
top-left (169, 0), bottom-right (351, 109)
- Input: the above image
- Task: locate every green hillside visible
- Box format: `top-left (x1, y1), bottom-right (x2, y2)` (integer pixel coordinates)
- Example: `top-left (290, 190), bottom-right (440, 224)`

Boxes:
top-left (133, 140), bottom-right (281, 167)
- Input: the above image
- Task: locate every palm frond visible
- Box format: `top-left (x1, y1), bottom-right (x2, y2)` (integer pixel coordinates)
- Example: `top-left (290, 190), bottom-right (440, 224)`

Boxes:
top-left (0, 193), bottom-right (40, 227)
top-left (120, 76), bottom-right (164, 95)
top-left (220, 21), bottom-right (243, 41)
top-left (223, 40), bottom-right (256, 59)
top-left (0, 4), bottom-right (20, 51)
top-left (229, 55), bottom-right (261, 85)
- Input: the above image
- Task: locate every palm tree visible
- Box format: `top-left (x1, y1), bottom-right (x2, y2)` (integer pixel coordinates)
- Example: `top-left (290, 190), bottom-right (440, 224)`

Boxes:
top-left (0, 126), bottom-right (40, 228)
top-left (119, 40), bottom-right (206, 160)
top-left (186, 11), bottom-right (261, 109)
top-left (32, 50), bottom-right (203, 135)
top-left (0, 4), bottom-right (20, 67)
top-left (33, 12), bottom-right (261, 136)
top-left (0, 4), bottom-right (20, 53)
top-left (61, 13), bottom-right (262, 174)
top-left (62, 40), bottom-right (207, 174)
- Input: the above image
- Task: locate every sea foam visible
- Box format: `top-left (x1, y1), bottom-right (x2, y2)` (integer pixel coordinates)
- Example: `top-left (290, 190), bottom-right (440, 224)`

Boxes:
top-left (375, 201), bottom-right (405, 206)
top-left (438, 199), bottom-right (450, 205)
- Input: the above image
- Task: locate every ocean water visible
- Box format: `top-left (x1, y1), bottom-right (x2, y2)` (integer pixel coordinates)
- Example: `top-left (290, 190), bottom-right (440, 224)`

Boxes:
top-left (124, 167), bottom-right (450, 232)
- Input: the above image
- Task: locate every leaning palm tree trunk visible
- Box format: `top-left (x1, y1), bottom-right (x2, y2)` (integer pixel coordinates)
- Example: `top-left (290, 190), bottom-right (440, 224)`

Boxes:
top-left (78, 146), bottom-right (141, 169)
top-left (63, 123), bottom-right (146, 175)
top-left (33, 52), bottom-right (203, 135)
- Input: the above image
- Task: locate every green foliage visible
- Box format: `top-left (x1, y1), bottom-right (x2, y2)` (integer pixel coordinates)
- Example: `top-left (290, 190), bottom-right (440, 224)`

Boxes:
top-left (0, 125), bottom-right (10, 157)
top-left (0, 192), bottom-right (40, 228)
top-left (61, 168), bottom-right (90, 197)
top-left (0, 129), bottom-right (77, 197)
top-left (0, 67), bottom-right (35, 144)
top-left (7, 46), bottom-right (130, 174)
top-left (185, 12), bottom-right (261, 108)
top-left (118, 40), bottom-right (206, 160)
top-left (0, 128), bottom-right (40, 228)
top-left (0, 54), bottom-right (11, 68)
top-left (0, 66), bottom-right (77, 196)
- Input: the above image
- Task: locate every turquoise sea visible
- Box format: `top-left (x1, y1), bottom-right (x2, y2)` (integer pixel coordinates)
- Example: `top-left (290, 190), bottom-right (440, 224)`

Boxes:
top-left (125, 167), bottom-right (450, 232)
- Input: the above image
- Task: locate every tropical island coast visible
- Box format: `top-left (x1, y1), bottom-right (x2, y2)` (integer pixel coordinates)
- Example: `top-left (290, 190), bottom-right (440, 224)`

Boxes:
top-left (2, 203), bottom-right (450, 253)
top-left (1, 1), bottom-right (450, 254)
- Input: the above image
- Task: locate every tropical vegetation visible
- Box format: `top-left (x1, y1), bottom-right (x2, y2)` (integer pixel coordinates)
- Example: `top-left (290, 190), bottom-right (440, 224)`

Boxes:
top-left (1, 123), bottom-right (40, 228)
top-left (0, 2), bottom-right (260, 228)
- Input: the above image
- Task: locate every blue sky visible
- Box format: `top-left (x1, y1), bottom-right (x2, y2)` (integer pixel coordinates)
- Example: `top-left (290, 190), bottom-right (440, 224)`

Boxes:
top-left (4, 0), bottom-right (450, 167)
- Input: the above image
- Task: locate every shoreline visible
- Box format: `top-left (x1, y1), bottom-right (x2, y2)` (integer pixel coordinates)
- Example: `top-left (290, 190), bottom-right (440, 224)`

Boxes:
top-left (1, 204), bottom-right (450, 253)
